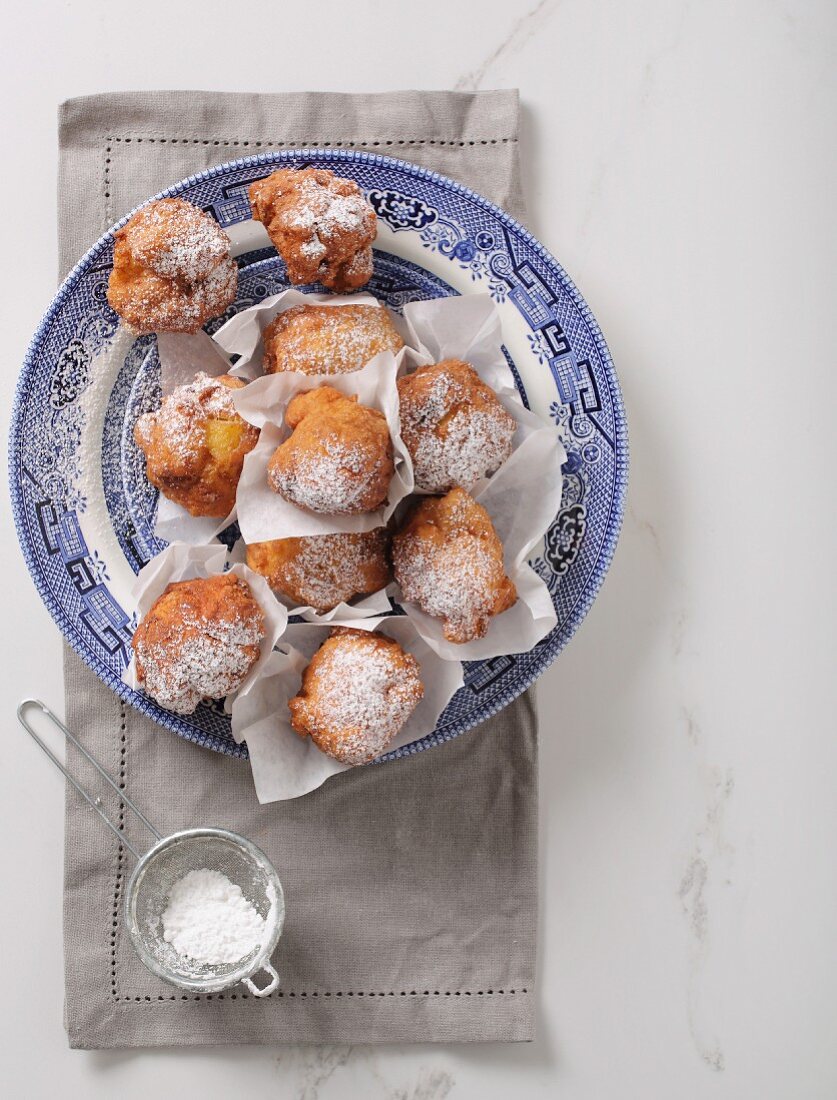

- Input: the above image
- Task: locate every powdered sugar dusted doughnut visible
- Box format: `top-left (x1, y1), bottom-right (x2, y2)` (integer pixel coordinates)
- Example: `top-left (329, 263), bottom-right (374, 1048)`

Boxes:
top-left (397, 359), bottom-right (516, 493)
top-left (288, 627), bottom-right (424, 764)
top-left (392, 487), bottom-right (517, 644)
top-left (246, 528), bottom-right (391, 612)
top-left (133, 573), bottom-right (266, 714)
top-left (263, 303), bottom-right (403, 375)
top-left (134, 372), bottom-right (259, 518)
top-left (267, 386), bottom-right (394, 515)
top-left (249, 168), bottom-right (376, 292)
top-left (107, 198), bottom-right (237, 334)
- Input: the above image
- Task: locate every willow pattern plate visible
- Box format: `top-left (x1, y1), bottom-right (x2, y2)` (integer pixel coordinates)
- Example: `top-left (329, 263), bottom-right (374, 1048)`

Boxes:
top-left (9, 151), bottom-right (627, 759)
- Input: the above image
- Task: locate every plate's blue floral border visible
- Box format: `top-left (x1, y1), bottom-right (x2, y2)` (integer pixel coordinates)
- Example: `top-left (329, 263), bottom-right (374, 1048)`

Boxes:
top-left (9, 150), bottom-right (628, 760)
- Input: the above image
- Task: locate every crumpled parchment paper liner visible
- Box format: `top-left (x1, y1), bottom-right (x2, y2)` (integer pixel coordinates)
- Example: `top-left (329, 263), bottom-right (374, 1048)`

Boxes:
top-left (121, 542), bottom-right (289, 709)
top-left (400, 292), bottom-right (518, 396)
top-left (230, 616), bottom-right (464, 803)
top-left (281, 585), bottom-right (393, 624)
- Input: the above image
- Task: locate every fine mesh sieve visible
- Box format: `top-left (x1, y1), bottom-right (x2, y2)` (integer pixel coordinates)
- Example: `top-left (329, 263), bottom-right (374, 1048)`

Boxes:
top-left (127, 827), bottom-right (284, 994)
top-left (19, 699), bottom-right (285, 997)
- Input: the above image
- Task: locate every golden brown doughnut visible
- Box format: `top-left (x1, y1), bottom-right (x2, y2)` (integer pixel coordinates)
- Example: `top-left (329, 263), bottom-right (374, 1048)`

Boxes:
top-left (246, 528), bottom-right (391, 611)
top-left (134, 373), bottom-right (259, 518)
top-left (288, 627), bottom-right (423, 764)
top-left (249, 168), bottom-right (376, 291)
top-left (397, 359), bottom-right (516, 492)
top-left (263, 303), bottom-right (403, 375)
top-left (107, 198), bottom-right (237, 334)
top-left (392, 487), bottom-right (517, 643)
top-left (267, 386), bottom-right (393, 514)
top-left (133, 573), bottom-right (265, 714)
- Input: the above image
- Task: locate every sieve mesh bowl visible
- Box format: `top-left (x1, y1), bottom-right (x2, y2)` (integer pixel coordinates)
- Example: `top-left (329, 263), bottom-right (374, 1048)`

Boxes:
top-left (125, 827), bottom-right (285, 995)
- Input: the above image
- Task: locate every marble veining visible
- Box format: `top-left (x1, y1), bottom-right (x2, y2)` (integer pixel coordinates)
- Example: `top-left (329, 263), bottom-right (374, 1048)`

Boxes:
top-left (273, 1045), bottom-right (455, 1100)
top-left (454, 0), bottom-right (558, 91)
top-left (678, 708), bottom-right (736, 1074)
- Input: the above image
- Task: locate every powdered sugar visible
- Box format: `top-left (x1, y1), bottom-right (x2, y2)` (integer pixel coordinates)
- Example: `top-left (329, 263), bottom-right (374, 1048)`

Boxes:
top-left (161, 869), bottom-right (268, 966)
top-left (393, 490), bottom-right (515, 644)
top-left (286, 174), bottom-right (373, 240)
top-left (413, 406), bottom-right (512, 491)
top-left (292, 631), bottom-right (423, 765)
top-left (300, 235), bottom-right (326, 260)
top-left (129, 199), bottom-right (232, 284)
top-left (268, 434), bottom-right (390, 514)
top-left (394, 531), bottom-right (504, 642)
top-left (249, 169), bottom-right (375, 291)
top-left (111, 199), bottom-right (238, 334)
top-left (114, 257), bottom-right (237, 335)
top-left (133, 574), bottom-right (266, 714)
top-left (135, 371), bottom-right (242, 465)
top-left (342, 247), bottom-right (373, 282)
top-left (398, 362), bottom-right (516, 493)
top-left (263, 303), bottom-right (403, 376)
top-left (281, 531), bottom-right (386, 609)
top-left (135, 614), bottom-right (258, 713)
top-left (249, 529), bottom-right (389, 611)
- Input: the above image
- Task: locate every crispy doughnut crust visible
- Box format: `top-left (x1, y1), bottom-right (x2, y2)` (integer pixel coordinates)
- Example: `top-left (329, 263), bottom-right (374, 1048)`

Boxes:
top-left (246, 528), bottom-right (391, 611)
top-left (392, 487), bottom-right (517, 643)
top-left (133, 573), bottom-right (265, 714)
top-left (397, 359), bottom-right (516, 492)
top-left (249, 168), bottom-right (376, 291)
top-left (267, 385), bottom-right (393, 514)
top-left (107, 198), bottom-right (237, 334)
top-left (134, 373), bottom-right (259, 518)
top-left (263, 303), bottom-right (403, 375)
top-left (288, 627), bottom-right (423, 764)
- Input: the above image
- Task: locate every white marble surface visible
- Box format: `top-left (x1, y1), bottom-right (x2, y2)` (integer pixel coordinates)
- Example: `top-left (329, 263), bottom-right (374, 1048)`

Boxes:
top-left (1, 0), bottom-right (835, 1096)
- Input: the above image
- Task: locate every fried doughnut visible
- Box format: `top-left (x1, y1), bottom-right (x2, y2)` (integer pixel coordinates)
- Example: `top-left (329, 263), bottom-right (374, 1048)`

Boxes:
top-left (288, 627), bottom-right (423, 764)
top-left (263, 303), bottom-right (403, 375)
top-left (246, 528), bottom-right (391, 611)
top-left (397, 360), bottom-right (516, 492)
top-left (392, 487), bottom-right (517, 643)
top-left (107, 198), bottom-right (237, 334)
top-left (267, 386), bottom-right (393, 514)
top-left (249, 168), bottom-right (376, 291)
top-left (133, 573), bottom-right (265, 714)
top-left (134, 372), bottom-right (259, 518)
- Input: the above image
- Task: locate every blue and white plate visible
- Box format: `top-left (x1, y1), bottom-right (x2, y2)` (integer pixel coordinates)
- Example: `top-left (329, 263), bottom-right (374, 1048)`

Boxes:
top-left (9, 151), bottom-right (627, 759)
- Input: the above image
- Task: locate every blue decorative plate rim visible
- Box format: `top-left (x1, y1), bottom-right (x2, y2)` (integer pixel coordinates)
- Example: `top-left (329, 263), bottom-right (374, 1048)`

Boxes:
top-left (9, 148), bottom-right (628, 763)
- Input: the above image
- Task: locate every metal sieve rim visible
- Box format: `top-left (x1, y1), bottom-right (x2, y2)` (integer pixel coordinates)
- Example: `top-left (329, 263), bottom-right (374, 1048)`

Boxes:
top-left (124, 826), bottom-right (286, 994)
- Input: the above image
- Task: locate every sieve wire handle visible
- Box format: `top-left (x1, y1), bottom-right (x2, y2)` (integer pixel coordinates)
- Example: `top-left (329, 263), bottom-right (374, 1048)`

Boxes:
top-left (241, 961), bottom-right (280, 998)
top-left (17, 698), bottom-right (162, 861)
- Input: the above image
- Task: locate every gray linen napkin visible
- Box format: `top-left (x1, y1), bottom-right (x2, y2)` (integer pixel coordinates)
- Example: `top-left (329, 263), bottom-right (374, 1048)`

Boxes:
top-left (59, 90), bottom-right (537, 1047)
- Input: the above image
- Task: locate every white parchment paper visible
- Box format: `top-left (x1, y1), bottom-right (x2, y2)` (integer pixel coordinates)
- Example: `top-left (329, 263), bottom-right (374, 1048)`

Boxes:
top-left (281, 585), bottom-right (393, 625)
top-left (400, 292), bottom-right (517, 396)
top-left (232, 350), bottom-right (413, 540)
top-left (157, 330), bottom-right (233, 393)
top-left (230, 616), bottom-right (465, 803)
top-left (121, 542), bottom-right (288, 707)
